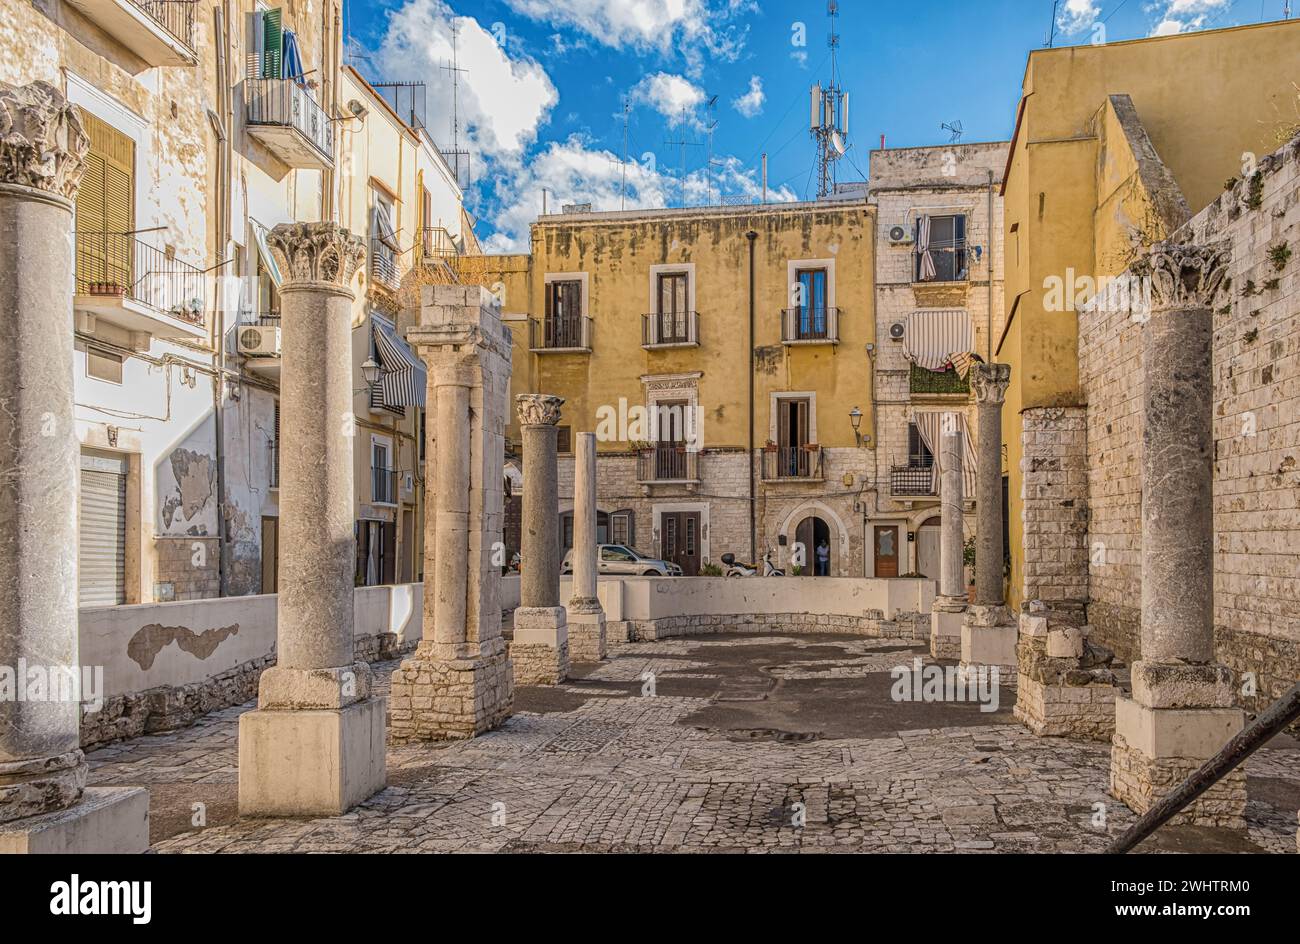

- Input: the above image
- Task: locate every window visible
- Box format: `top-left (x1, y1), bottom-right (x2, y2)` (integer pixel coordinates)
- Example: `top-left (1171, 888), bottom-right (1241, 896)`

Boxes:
top-left (609, 510), bottom-right (634, 548)
top-left (355, 519), bottom-right (395, 586)
top-left (915, 214), bottom-right (968, 282)
top-left (795, 267), bottom-right (829, 337)
top-left (908, 423), bottom-right (935, 468)
top-left (74, 113), bottom-right (134, 297)
top-left (544, 279), bottom-right (584, 347)
top-left (556, 425), bottom-right (572, 455)
top-left (656, 272), bottom-right (690, 343)
top-left (372, 439), bottom-right (395, 504)
top-left (85, 348), bottom-right (124, 384)
top-left (270, 401), bottom-right (281, 488)
top-left (601, 546), bottom-right (637, 563)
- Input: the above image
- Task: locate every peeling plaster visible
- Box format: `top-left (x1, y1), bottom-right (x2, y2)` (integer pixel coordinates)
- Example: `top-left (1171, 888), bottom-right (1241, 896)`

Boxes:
top-left (127, 622), bottom-right (240, 671)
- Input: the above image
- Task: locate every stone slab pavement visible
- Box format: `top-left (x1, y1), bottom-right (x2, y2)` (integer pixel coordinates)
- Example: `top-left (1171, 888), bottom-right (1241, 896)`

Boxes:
top-left (86, 633), bottom-right (1300, 853)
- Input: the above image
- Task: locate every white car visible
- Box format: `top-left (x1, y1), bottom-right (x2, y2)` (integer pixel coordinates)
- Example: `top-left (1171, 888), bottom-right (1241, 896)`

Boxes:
top-left (561, 544), bottom-right (682, 577)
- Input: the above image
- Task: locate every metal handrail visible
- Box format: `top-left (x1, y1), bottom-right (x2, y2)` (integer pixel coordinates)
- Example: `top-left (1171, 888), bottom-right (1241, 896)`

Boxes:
top-left (642, 310), bottom-right (699, 346)
top-left (762, 445), bottom-right (823, 480)
top-left (891, 465), bottom-right (936, 496)
top-left (74, 231), bottom-right (206, 325)
top-left (371, 466), bottom-right (398, 504)
top-left (245, 77), bottom-right (334, 161)
top-left (781, 306), bottom-right (839, 342)
top-left (131, 0), bottom-right (197, 49)
top-left (530, 315), bottom-right (591, 350)
top-left (636, 445), bottom-right (698, 482)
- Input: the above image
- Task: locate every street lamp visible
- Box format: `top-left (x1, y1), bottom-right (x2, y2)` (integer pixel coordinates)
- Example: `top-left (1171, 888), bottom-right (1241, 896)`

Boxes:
top-left (848, 406), bottom-right (866, 447)
top-left (361, 357), bottom-right (381, 386)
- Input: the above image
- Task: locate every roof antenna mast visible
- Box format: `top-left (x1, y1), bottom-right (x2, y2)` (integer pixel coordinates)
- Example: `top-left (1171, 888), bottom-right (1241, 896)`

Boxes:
top-left (441, 21), bottom-right (471, 187)
top-left (811, 1), bottom-right (849, 199)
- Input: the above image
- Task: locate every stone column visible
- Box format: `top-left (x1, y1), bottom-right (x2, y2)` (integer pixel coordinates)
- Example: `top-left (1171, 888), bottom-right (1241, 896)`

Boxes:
top-left (389, 285), bottom-right (514, 741)
top-left (1110, 241), bottom-right (1245, 828)
top-left (566, 432), bottom-right (607, 661)
top-left (960, 363), bottom-right (1017, 677)
top-left (238, 222), bottom-right (387, 816)
top-left (0, 81), bottom-right (148, 853)
top-left (512, 394), bottom-right (570, 684)
top-left (930, 421), bottom-right (967, 659)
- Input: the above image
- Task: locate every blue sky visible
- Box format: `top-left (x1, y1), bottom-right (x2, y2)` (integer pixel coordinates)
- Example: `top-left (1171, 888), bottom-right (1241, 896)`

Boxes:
top-left (344, 0), bottom-right (1290, 250)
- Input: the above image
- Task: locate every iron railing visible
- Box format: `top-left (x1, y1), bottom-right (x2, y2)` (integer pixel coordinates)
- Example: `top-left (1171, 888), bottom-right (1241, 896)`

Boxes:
top-left (268, 442), bottom-right (280, 489)
top-left (245, 78), bottom-right (334, 162)
top-left (762, 446), bottom-right (824, 481)
top-left (75, 231), bottom-right (206, 325)
top-left (636, 445), bottom-right (699, 482)
top-left (372, 466), bottom-right (398, 505)
top-left (371, 239), bottom-right (401, 290)
top-left (130, 0), bottom-right (197, 50)
top-left (890, 464), bottom-right (936, 496)
top-left (642, 310), bottom-right (699, 347)
top-left (909, 362), bottom-right (970, 395)
top-left (781, 306), bottom-right (839, 343)
top-left (417, 226), bottom-right (457, 262)
top-left (530, 315), bottom-right (592, 351)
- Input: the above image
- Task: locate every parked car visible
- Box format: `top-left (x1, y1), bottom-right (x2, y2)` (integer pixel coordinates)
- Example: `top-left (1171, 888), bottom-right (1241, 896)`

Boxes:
top-left (561, 544), bottom-right (682, 576)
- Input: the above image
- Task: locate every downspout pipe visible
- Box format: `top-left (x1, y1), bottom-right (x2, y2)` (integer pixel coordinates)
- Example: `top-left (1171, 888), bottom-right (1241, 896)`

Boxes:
top-left (746, 229), bottom-right (758, 563)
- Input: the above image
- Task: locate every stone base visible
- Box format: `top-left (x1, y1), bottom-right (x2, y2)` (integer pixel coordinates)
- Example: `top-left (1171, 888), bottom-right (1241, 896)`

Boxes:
top-left (0, 748), bottom-right (86, 825)
top-left (930, 600), bottom-right (966, 660)
top-left (0, 786), bottom-right (149, 854)
top-left (1015, 675), bottom-right (1117, 740)
top-left (1014, 608), bottom-right (1118, 740)
top-left (960, 605), bottom-right (1017, 676)
top-left (511, 605), bottom-right (570, 685)
top-left (388, 639), bottom-right (514, 742)
top-left (1109, 696), bottom-right (1247, 829)
top-left (566, 606), bottom-right (607, 662)
top-left (238, 697), bottom-right (387, 817)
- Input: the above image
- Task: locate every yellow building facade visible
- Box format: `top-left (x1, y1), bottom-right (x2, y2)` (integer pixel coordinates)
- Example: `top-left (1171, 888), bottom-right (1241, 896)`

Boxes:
top-left (481, 200), bottom-right (878, 576)
top-left (999, 19), bottom-right (1300, 608)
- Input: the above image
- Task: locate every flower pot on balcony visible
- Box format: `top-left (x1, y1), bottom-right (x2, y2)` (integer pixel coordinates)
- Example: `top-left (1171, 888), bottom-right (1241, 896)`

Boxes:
top-left (763, 441), bottom-right (778, 452)
top-left (90, 281), bottom-right (125, 297)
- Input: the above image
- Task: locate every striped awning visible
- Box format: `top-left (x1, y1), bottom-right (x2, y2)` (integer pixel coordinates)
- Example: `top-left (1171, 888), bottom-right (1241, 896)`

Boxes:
top-left (904, 309), bottom-right (973, 372)
top-left (913, 410), bottom-right (978, 500)
top-left (372, 316), bottom-right (426, 408)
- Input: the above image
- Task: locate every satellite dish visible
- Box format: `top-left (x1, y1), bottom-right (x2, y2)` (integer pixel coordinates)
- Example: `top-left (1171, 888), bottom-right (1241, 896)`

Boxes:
top-left (829, 131), bottom-right (846, 158)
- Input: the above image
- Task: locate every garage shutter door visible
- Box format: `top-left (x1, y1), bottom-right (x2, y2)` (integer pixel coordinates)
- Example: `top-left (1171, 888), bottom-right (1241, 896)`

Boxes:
top-left (79, 454), bottom-right (127, 606)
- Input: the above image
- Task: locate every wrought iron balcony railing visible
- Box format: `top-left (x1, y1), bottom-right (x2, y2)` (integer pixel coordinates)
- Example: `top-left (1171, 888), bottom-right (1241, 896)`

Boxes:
top-left (890, 464), bottom-right (937, 497)
top-left (245, 78), bottom-right (334, 164)
top-left (636, 445), bottom-right (699, 483)
top-left (642, 310), bottom-right (699, 347)
top-left (130, 0), bottom-right (196, 49)
top-left (761, 445), bottom-right (824, 481)
top-left (372, 466), bottom-right (398, 505)
top-left (529, 315), bottom-right (592, 352)
top-left (269, 442), bottom-right (280, 489)
top-left (781, 306), bottom-right (839, 343)
top-left (371, 239), bottom-right (402, 291)
top-left (75, 231), bottom-right (206, 325)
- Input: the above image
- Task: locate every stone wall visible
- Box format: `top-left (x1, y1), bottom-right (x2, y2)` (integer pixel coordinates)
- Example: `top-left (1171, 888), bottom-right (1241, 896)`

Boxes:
top-left (1077, 133), bottom-right (1300, 716)
top-left (618, 608), bottom-right (931, 643)
top-left (1019, 407), bottom-right (1090, 605)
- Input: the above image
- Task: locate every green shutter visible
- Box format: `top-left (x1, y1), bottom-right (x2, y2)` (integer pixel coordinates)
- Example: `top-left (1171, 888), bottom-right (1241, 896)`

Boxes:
top-left (262, 9), bottom-right (282, 78)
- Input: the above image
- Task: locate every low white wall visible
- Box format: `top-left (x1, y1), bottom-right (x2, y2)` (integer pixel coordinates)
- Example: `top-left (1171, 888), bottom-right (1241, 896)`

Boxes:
top-left (80, 583), bottom-right (424, 700)
top-left (614, 576), bottom-right (934, 622)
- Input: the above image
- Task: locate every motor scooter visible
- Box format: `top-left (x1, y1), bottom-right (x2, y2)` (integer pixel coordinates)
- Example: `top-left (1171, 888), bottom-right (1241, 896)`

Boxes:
top-left (720, 551), bottom-right (784, 577)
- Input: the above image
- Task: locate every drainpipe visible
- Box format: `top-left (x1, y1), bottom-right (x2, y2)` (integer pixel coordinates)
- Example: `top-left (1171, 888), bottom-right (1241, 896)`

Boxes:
top-left (746, 229), bottom-right (758, 563)
top-left (211, 5), bottom-right (232, 596)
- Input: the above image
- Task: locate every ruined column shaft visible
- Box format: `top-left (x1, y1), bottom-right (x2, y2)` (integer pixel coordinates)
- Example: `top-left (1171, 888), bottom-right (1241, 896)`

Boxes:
top-left (571, 433), bottom-right (599, 603)
top-left (1140, 304), bottom-right (1214, 664)
top-left (277, 282), bottom-right (356, 670)
top-left (432, 379), bottom-right (470, 654)
top-left (521, 423), bottom-right (561, 608)
top-left (971, 365), bottom-right (1010, 606)
top-left (939, 427), bottom-right (965, 599)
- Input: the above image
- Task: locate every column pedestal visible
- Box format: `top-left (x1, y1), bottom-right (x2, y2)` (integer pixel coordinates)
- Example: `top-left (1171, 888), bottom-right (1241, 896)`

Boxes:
top-left (930, 597), bottom-right (967, 660)
top-left (1014, 602), bottom-right (1118, 740)
top-left (391, 639), bottom-right (513, 742)
top-left (959, 604), bottom-right (1018, 679)
top-left (567, 602), bottom-right (608, 663)
top-left (512, 607), bottom-right (571, 685)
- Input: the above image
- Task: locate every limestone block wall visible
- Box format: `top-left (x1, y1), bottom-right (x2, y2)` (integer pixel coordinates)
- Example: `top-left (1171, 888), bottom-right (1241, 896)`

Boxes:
top-left (1019, 407), bottom-right (1090, 605)
top-left (1078, 134), bottom-right (1300, 717)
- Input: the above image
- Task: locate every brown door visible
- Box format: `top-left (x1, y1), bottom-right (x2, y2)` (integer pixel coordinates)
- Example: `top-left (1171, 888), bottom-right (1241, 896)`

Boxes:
top-left (874, 525), bottom-right (900, 578)
top-left (777, 398), bottom-right (811, 477)
top-left (660, 512), bottom-right (700, 576)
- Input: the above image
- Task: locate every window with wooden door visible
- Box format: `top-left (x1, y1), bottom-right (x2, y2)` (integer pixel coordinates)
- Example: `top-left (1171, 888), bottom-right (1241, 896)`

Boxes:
top-left (795, 267), bottom-right (828, 338)
top-left (656, 272), bottom-right (689, 343)
top-left (545, 279), bottom-right (583, 347)
top-left (75, 112), bottom-right (134, 297)
top-left (777, 397), bottom-right (812, 477)
top-left (654, 399), bottom-right (688, 480)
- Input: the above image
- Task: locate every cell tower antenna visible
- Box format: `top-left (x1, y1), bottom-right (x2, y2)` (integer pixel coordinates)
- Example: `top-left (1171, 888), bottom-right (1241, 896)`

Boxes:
top-left (441, 21), bottom-right (471, 187)
top-left (811, 1), bottom-right (849, 199)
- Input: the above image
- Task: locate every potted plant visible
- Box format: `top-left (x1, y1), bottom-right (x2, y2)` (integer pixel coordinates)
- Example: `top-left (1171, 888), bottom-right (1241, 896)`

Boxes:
top-left (963, 536), bottom-right (977, 602)
top-left (763, 439), bottom-right (778, 452)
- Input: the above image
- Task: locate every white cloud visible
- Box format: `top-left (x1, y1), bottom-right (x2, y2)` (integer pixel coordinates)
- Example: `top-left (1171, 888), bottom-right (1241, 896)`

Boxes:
top-left (502, 0), bottom-right (751, 73)
top-left (1146, 0), bottom-right (1227, 35)
top-left (631, 72), bottom-right (707, 128)
top-left (732, 75), bottom-right (764, 118)
top-left (1056, 0), bottom-right (1100, 35)
top-left (372, 0), bottom-right (557, 163)
top-left (481, 135), bottom-right (795, 252)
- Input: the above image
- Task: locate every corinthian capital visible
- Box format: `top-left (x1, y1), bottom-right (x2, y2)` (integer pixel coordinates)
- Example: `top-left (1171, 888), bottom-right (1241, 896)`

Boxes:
top-left (267, 222), bottom-right (365, 290)
top-left (970, 363), bottom-right (1011, 405)
top-left (516, 393), bottom-right (564, 427)
top-left (0, 81), bottom-right (89, 198)
top-left (1140, 240), bottom-right (1231, 311)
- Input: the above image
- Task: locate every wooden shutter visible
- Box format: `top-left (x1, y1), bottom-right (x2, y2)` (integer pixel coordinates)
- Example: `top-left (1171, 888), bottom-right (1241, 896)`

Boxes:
top-left (261, 8), bottom-right (282, 78)
top-left (75, 113), bottom-right (134, 289)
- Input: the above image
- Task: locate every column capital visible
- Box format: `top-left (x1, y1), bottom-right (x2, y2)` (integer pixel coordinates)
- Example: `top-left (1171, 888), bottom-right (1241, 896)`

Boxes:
top-left (0, 80), bottom-right (88, 199)
top-left (267, 222), bottom-right (365, 291)
top-left (1140, 239), bottom-right (1230, 311)
top-left (516, 393), bottom-right (564, 427)
top-left (970, 363), bottom-right (1011, 405)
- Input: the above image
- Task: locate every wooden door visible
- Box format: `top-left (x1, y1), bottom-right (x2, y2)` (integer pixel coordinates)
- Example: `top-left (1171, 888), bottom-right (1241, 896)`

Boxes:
top-left (660, 512), bottom-right (700, 576)
top-left (874, 525), bottom-right (900, 578)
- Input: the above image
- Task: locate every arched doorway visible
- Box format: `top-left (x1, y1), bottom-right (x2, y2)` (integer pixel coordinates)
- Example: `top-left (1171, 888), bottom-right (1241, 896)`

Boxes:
top-left (916, 515), bottom-right (941, 579)
top-left (794, 515), bottom-right (832, 576)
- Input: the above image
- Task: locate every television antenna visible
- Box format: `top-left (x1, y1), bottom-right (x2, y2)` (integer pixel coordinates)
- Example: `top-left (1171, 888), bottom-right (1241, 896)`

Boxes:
top-left (440, 22), bottom-right (472, 188)
top-left (664, 137), bottom-right (703, 207)
top-left (941, 120), bottom-right (963, 143)
top-left (810, 1), bottom-right (850, 199)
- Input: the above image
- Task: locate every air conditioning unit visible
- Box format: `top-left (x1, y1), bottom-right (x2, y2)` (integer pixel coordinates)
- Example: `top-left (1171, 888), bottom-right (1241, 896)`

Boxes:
top-left (237, 324), bottom-right (281, 357)
top-left (888, 224), bottom-right (912, 244)
top-left (889, 322), bottom-right (906, 341)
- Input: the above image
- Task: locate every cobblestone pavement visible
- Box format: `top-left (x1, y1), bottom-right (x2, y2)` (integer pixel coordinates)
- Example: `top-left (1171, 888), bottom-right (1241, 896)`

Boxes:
top-left (86, 633), bottom-right (1300, 853)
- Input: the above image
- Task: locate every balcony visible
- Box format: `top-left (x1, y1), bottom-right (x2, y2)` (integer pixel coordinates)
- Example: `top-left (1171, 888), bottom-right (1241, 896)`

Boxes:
top-left (761, 445), bottom-right (824, 481)
top-left (890, 464), bottom-right (936, 497)
top-left (74, 231), bottom-right (207, 340)
top-left (268, 441), bottom-right (280, 490)
top-left (371, 239), bottom-right (402, 292)
top-left (909, 363), bottom-right (969, 396)
top-left (781, 307), bottom-right (839, 345)
top-left (529, 315), bottom-right (592, 353)
top-left (245, 79), bottom-right (334, 169)
top-left (642, 310), bottom-right (699, 348)
top-left (372, 466), bottom-right (398, 505)
top-left (65, 0), bottom-right (197, 66)
top-left (416, 226), bottom-right (457, 263)
top-left (636, 445), bottom-right (699, 484)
